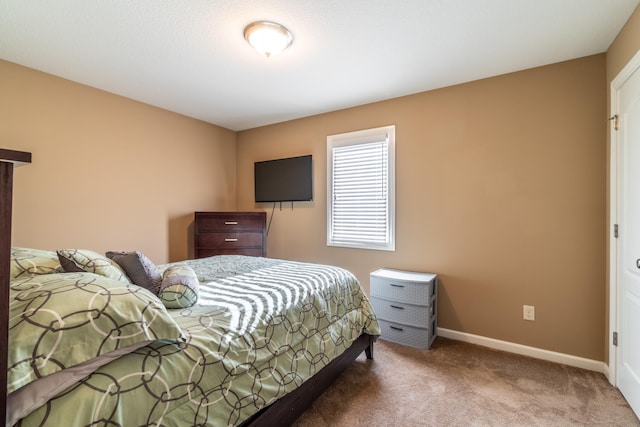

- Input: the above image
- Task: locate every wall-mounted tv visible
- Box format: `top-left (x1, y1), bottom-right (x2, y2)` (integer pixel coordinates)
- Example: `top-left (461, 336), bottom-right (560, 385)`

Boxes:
top-left (254, 155), bottom-right (313, 203)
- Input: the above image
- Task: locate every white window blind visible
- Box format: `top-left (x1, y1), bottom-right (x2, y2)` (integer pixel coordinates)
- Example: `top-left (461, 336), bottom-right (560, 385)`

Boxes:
top-left (327, 125), bottom-right (395, 251)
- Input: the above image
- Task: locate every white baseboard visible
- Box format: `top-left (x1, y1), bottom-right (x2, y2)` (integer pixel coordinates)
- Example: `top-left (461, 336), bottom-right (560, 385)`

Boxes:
top-left (437, 328), bottom-right (607, 374)
top-left (603, 363), bottom-right (611, 383)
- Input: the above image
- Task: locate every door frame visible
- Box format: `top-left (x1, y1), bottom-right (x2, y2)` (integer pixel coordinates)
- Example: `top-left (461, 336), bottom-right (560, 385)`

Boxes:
top-left (609, 48), bottom-right (640, 386)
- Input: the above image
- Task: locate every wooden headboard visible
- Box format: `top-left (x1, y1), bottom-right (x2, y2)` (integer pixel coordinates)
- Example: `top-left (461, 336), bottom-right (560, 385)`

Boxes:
top-left (1, 148), bottom-right (32, 423)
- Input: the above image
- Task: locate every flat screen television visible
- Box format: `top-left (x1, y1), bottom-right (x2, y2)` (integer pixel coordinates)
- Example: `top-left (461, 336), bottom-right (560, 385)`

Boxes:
top-left (254, 155), bottom-right (313, 202)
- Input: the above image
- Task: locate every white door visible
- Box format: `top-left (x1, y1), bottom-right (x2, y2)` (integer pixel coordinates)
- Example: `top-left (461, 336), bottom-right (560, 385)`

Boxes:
top-left (617, 62), bottom-right (640, 417)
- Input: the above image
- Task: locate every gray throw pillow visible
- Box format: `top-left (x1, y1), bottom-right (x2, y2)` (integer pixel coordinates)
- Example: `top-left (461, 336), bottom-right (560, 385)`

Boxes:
top-left (106, 251), bottom-right (162, 295)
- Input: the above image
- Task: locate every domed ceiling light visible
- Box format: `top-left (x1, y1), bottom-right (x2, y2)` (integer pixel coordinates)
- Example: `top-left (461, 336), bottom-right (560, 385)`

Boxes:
top-left (244, 21), bottom-right (293, 57)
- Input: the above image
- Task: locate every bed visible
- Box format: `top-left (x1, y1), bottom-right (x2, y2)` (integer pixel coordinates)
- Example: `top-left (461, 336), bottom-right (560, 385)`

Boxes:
top-left (6, 247), bottom-right (380, 426)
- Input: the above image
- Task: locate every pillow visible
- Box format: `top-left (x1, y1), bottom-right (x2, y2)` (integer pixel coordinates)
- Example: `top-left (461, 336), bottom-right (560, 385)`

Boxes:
top-left (8, 272), bottom-right (184, 394)
top-left (57, 248), bottom-right (130, 283)
top-left (7, 341), bottom-right (150, 426)
top-left (159, 264), bottom-right (199, 309)
top-left (106, 251), bottom-right (162, 295)
top-left (10, 247), bottom-right (64, 279)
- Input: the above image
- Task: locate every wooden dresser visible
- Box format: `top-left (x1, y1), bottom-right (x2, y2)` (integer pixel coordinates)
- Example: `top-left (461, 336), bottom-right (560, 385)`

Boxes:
top-left (194, 212), bottom-right (266, 258)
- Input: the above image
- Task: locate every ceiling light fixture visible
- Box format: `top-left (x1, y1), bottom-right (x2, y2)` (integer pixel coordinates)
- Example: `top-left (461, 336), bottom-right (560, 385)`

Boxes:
top-left (244, 21), bottom-right (293, 57)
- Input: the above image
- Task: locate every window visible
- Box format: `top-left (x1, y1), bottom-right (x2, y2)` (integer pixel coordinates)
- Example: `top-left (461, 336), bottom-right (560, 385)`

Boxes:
top-left (327, 125), bottom-right (395, 251)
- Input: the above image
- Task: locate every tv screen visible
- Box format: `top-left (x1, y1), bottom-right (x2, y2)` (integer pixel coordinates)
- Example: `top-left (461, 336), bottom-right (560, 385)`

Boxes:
top-left (254, 155), bottom-right (313, 202)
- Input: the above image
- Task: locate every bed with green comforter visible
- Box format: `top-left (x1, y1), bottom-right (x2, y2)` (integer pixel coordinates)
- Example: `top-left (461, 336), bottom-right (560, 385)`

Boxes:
top-left (8, 248), bottom-right (380, 426)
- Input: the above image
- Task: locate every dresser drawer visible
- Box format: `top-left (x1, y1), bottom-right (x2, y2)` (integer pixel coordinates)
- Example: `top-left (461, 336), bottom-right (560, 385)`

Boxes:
top-left (370, 269), bottom-right (437, 303)
top-left (371, 276), bottom-right (435, 303)
top-left (370, 296), bottom-right (433, 328)
top-left (195, 232), bottom-right (263, 248)
top-left (195, 212), bottom-right (265, 232)
top-left (377, 319), bottom-right (436, 349)
top-left (196, 247), bottom-right (264, 258)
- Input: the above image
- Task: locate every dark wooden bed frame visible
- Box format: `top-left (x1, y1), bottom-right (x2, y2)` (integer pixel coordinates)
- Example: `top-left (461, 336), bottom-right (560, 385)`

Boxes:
top-left (1, 149), bottom-right (32, 425)
top-left (1, 148), bottom-right (375, 426)
top-left (243, 333), bottom-right (376, 426)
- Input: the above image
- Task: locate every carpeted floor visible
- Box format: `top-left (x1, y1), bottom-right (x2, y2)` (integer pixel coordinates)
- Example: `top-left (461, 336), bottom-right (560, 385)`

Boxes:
top-left (292, 337), bottom-right (640, 427)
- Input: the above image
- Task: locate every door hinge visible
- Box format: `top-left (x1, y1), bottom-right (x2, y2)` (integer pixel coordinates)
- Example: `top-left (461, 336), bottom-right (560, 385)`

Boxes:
top-left (609, 114), bottom-right (619, 131)
top-left (614, 224), bottom-right (619, 238)
top-left (613, 332), bottom-right (618, 346)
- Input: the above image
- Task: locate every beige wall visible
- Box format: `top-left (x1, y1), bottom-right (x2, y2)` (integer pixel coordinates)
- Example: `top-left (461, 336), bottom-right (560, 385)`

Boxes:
top-left (1, 59), bottom-right (237, 264)
top-left (237, 54), bottom-right (607, 360)
top-left (607, 4), bottom-right (640, 82)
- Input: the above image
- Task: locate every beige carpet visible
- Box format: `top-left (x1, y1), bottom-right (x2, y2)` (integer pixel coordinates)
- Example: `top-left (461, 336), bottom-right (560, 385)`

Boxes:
top-left (293, 337), bottom-right (639, 427)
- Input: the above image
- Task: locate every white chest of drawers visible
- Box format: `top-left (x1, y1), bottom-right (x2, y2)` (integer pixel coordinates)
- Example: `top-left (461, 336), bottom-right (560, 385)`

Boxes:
top-left (370, 268), bottom-right (437, 349)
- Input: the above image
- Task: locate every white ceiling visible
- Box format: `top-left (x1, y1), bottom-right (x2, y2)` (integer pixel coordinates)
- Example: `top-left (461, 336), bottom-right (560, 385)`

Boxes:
top-left (1, 0), bottom-right (639, 131)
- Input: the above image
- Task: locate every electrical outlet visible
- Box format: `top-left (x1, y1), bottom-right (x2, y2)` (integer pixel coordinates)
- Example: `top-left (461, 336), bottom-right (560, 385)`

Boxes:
top-left (523, 305), bottom-right (535, 321)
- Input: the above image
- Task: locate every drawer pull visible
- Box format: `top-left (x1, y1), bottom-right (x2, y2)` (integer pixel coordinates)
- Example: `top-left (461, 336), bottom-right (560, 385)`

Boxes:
top-left (224, 221), bottom-right (238, 225)
top-left (389, 283), bottom-right (405, 288)
top-left (224, 238), bottom-right (238, 242)
top-left (389, 325), bottom-right (404, 331)
top-left (390, 305), bottom-right (405, 310)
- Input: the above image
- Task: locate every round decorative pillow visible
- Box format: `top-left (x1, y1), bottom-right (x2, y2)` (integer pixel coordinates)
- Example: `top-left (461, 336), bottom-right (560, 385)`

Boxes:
top-left (159, 264), bottom-right (199, 309)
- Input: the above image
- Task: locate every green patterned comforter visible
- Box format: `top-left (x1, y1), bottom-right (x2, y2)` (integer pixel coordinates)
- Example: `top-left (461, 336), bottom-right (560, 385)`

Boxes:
top-left (13, 255), bottom-right (380, 426)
